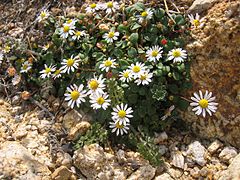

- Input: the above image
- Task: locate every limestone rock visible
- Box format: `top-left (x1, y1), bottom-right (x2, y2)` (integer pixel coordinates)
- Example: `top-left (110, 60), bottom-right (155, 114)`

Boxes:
top-left (207, 140), bottom-right (223, 154)
top-left (190, 167), bottom-right (200, 178)
top-left (188, 0), bottom-right (220, 14)
top-left (219, 146), bottom-right (238, 163)
top-left (181, 0), bottom-right (240, 147)
top-left (0, 141), bottom-right (51, 179)
top-left (51, 166), bottom-right (73, 180)
top-left (219, 154), bottom-right (240, 180)
top-left (127, 165), bottom-right (156, 180)
top-left (186, 141), bottom-right (207, 166)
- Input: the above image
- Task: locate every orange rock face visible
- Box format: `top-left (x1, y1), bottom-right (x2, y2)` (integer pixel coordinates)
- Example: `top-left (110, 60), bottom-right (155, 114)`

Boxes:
top-left (182, 0), bottom-right (240, 147)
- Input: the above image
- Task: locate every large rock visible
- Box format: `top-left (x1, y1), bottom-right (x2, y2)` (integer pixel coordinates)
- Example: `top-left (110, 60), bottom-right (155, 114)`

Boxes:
top-left (219, 154), bottom-right (240, 180)
top-left (188, 0), bottom-right (220, 13)
top-left (182, 0), bottom-right (240, 147)
top-left (0, 141), bottom-right (51, 179)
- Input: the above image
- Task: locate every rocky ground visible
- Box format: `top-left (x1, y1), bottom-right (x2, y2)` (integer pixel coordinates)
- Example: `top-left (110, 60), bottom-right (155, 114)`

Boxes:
top-left (0, 0), bottom-right (239, 179)
top-left (0, 98), bottom-right (240, 179)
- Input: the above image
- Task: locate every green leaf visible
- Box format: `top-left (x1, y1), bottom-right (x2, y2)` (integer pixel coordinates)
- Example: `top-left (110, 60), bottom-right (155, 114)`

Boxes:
top-left (119, 59), bottom-right (130, 66)
top-left (113, 49), bottom-right (124, 57)
top-left (128, 47), bottom-right (137, 58)
top-left (175, 15), bottom-right (185, 25)
top-left (52, 33), bottom-right (62, 47)
top-left (117, 24), bottom-right (128, 33)
top-left (177, 99), bottom-right (189, 110)
top-left (134, 2), bottom-right (145, 11)
top-left (173, 71), bottom-right (181, 80)
top-left (42, 52), bottom-right (54, 65)
top-left (155, 8), bottom-right (165, 19)
top-left (129, 33), bottom-right (139, 44)
top-left (130, 23), bottom-right (142, 31)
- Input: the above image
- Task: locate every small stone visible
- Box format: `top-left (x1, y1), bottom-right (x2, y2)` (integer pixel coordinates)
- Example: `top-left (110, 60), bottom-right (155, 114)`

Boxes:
top-left (127, 165), bottom-right (156, 180)
top-left (219, 146), bottom-right (238, 163)
top-left (159, 145), bottom-right (168, 155)
top-left (62, 109), bottom-right (83, 130)
top-left (155, 173), bottom-right (174, 180)
top-left (200, 167), bottom-right (209, 177)
top-left (190, 167), bottom-right (200, 178)
top-left (68, 121), bottom-right (91, 141)
top-left (51, 166), bottom-right (73, 180)
top-left (171, 151), bottom-right (185, 169)
top-left (207, 140), bottom-right (223, 154)
top-left (154, 132), bottom-right (168, 144)
top-left (167, 168), bottom-right (183, 179)
top-left (186, 141), bottom-right (207, 166)
top-left (0, 99), bottom-right (4, 105)
top-left (188, 0), bottom-right (220, 14)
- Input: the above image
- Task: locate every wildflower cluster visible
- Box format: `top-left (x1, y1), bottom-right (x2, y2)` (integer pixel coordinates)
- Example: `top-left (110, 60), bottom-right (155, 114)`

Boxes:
top-left (1, 1), bottom-right (216, 138)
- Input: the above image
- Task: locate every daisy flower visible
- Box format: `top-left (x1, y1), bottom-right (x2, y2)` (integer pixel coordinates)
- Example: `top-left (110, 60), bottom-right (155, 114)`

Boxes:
top-left (40, 64), bottom-right (56, 79)
top-left (72, 30), bottom-right (86, 41)
top-left (135, 69), bottom-right (153, 85)
top-left (190, 90), bottom-right (218, 117)
top-left (168, 48), bottom-right (187, 63)
top-left (20, 61), bottom-right (32, 73)
top-left (59, 23), bottom-right (75, 39)
top-left (136, 9), bottom-right (153, 23)
top-left (89, 92), bottom-right (111, 110)
top-left (64, 84), bottom-right (87, 109)
top-left (119, 70), bottom-right (133, 83)
top-left (146, 45), bottom-right (163, 63)
top-left (64, 19), bottom-right (77, 27)
top-left (85, 3), bottom-right (100, 14)
top-left (102, 1), bottom-right (120, 14)
top-left (37, 10), bottom-right (50, 23)
top-left (188, 13), bottom-right (204, 28)
top-left (88, 74), bottom-right (106, 95)
top-left (60, 55), bottom-right (80, 74)
top-left (99, 57), bottom-right (117, 72)
top-left (103, 30), bottom-right (119, 43)
top-left (3, 45), bottom-right (11, 53)
top-left (109, 120), bottom-right (130, 136)
top-left (129, 62), bottom-right (146, 79)
top-left (111, 103), bottom-right (133, 125)
top-left (52, 69), bottom-right (62, 79)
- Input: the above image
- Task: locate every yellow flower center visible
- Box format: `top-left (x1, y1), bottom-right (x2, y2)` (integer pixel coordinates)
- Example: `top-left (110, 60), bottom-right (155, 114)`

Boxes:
top-left (140, 74), bottom-right (147, 80)
top-left (107, 2), bottom-right (113, 8)
top-left (132, 66), bottom-right (140, 73)
top-left (141, 11), bottom-right (148, 17)
top-left (45, 68), bottom-right (51, 73)
top-left (118, 110), bottom-right (126, 118)
top-left (151, 50), bottom-right (158, 57)
top-left (115, 121), bottom-right (124, 129)
top-left (4, 46), bottom-right (11, 52)
top-left (70, 90), bottom-right (80, 100)
top-left (63, 25), bottom-right (70, 33)
top-left (67, 19), bottom-right (72, 24)
top-left (54, 69), bottom-right (61, 75)
top-left (40, 12), bottom-right (46, 18)
top-left (75, 31), bottom-right (81, 36)
top-left (90, 3), bottom-right (97, 8)
top-left (104, 60), bottom-right (112, 67)
top-left (193, 19), bottom-right (200, 27)
top-left (89, 80), bottom-right (99, 90)
top-left (97, 97), bottom-right (105, 105)
top-left (108, 32), bottom-right (115, 38)
top-left (123, 72), bottom-right (129, 78)
top-left (172, 50), bottom-right (181, 57)
top-left (199, 99), bottom-right (208, 108)
top-left (67, 58), bottom-right (74, 67)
